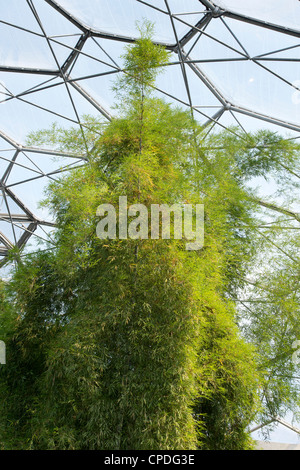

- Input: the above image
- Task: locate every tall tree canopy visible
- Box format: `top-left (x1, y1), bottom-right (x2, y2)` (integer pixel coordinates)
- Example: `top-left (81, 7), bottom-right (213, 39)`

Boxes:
top-left (0, 22), bottom-right (299, 450)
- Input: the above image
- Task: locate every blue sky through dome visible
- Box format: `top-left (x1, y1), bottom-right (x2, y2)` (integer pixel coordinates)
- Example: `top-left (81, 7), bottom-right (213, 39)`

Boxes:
top-left (0, 0), bottom-right (299, 256)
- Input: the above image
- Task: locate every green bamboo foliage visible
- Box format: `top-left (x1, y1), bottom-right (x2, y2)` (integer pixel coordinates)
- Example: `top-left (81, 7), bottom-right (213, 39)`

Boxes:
top-left (3, 22), bottom-right (294, 450)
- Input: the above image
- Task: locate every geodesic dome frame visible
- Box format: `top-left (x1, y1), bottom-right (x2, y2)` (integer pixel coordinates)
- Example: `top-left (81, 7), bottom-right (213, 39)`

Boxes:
top-left (1, 0), bottom-right (300, 262)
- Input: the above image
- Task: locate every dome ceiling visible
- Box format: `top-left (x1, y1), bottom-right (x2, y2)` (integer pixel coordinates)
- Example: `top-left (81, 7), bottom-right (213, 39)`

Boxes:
top-left (1, 0), bottom-right (300, 262)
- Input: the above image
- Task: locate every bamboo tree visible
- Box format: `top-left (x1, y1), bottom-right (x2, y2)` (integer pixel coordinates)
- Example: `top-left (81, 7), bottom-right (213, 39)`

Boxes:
top-left (4, 22), bottom-right (300, 450)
